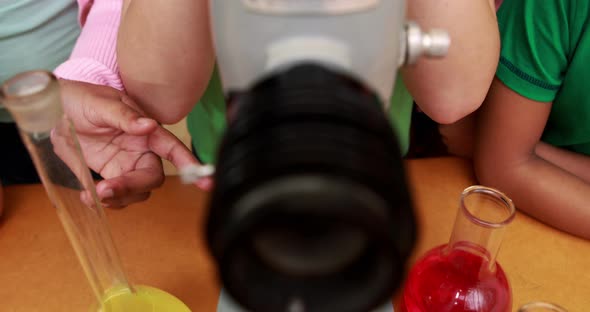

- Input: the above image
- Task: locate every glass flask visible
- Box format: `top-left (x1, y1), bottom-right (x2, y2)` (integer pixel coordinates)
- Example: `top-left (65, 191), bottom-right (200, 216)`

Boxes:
top-left (518, 302), bottom-right (567, 312)
top-left (401, 185), bottom-right (516, 312)
top-left (1, 71), bottom-right (191, 312)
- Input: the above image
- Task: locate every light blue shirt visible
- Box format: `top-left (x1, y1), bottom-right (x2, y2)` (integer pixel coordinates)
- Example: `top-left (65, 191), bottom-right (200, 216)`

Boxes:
top-left (0, 0), bottom-right (80, 121)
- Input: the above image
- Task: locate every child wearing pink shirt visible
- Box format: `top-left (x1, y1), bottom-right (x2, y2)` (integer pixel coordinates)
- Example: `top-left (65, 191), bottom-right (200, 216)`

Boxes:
top-left (0, 0), bottom-right (199, 215)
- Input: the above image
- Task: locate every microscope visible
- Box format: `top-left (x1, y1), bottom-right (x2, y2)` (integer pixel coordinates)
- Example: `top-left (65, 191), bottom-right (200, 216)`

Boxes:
top-left (205, 1), bottom-right (449, 311)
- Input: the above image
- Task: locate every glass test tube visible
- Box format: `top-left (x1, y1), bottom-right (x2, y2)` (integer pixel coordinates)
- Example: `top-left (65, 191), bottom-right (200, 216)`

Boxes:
top-left (1, 71), bottom-right (130, 301)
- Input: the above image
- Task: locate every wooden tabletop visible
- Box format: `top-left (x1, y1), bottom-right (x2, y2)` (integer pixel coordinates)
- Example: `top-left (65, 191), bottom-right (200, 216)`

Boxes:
top-left (0, 157), bottom-right (588, 311)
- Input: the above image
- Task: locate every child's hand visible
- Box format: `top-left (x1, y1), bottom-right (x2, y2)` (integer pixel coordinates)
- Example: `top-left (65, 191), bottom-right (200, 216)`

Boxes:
top-left (58, 80), bottom-right (211, 208)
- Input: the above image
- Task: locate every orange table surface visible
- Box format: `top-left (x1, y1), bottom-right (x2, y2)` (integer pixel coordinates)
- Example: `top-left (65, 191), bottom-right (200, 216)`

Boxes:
top-left (0, 157), bottom-right (588, 311)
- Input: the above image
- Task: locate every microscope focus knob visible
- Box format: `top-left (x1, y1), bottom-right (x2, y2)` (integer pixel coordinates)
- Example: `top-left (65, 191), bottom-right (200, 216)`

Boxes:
top-left (403, 21), bottom-right (450, 65)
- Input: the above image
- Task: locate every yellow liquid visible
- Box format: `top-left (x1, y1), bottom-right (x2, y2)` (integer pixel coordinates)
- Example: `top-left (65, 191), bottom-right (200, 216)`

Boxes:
top-left (95, 285), bottom-right (191, 312)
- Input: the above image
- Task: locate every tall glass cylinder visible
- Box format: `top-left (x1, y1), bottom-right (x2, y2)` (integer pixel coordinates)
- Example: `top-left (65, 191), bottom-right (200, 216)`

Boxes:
top-left (2, 71), bottom-right (130, 300)
top-left (401, 185), bottom-right (516, 312)
top-left (1, 71), bottom-right (190, 312)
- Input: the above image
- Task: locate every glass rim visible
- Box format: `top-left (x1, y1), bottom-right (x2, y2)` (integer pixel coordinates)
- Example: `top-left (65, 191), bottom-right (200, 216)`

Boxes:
top-left (518, 301), bottom-right (568, 312)
top-left (1, 70), bottom-right (56, 101)
top-left (460, 185), bottom-right (516, 229)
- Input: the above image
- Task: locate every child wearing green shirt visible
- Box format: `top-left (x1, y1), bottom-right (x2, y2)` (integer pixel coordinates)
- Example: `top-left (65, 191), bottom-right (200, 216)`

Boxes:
top-left (474, 0), bottom-right (590, 239)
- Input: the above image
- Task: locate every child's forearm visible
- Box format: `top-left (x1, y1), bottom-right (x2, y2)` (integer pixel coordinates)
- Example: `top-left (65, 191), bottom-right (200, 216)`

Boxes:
top-left (535, 142), bottom-right (590, 183)
top-left (402, 0), bottom-right (500, 124)
top-left (117, 1), bottom-right (215, 124)
top-left (476, 154), bottom-right (590, 239)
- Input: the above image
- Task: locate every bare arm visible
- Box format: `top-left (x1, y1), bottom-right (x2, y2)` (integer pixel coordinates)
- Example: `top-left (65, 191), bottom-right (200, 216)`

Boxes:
top-left (117, 0), bottom-right (215, 124)
top-left (474, 78), bottom-right (590, 239)
top-left (403, 0), bottom-right (500, 124)
top-left (535, 142), bottom-right (590, 183)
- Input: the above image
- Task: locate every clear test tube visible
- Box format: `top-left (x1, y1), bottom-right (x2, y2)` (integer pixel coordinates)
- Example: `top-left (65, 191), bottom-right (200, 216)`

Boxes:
top-left (1, 71), bottom-right (190, 312)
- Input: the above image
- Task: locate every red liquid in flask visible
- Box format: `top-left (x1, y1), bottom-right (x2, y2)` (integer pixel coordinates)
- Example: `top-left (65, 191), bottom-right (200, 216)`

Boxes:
top-left (401, 243), bottom-right (511, 312)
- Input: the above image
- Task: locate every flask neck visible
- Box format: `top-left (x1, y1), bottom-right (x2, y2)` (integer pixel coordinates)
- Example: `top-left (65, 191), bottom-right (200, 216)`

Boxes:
top-left (447, 186), bottom-right (515, 270)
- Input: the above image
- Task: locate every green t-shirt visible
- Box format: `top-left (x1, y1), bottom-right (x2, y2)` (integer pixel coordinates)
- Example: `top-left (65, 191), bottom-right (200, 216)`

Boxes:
top-left (187, 69), bottom-right (414, 164)
top-left (496, 0), bottom-right (590, 155)
top-left (0, 0), bottom-right (80, 122)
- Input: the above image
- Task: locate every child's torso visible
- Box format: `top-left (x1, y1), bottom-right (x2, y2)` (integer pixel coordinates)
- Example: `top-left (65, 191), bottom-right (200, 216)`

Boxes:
top-left (0, 0), bottom-right (80, 82)
top-left (543, 17), bottom-right (590, 155)
top-left (0, 0), bottom-right (80, 121)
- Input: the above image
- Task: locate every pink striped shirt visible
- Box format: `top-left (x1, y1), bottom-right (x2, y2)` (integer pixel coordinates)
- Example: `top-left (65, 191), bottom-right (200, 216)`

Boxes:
top-left (54, 0), bottom-right (124, 90)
